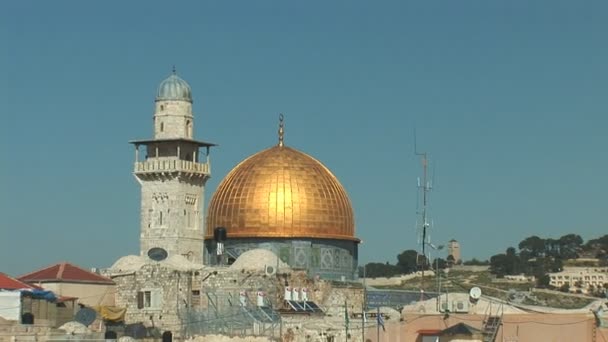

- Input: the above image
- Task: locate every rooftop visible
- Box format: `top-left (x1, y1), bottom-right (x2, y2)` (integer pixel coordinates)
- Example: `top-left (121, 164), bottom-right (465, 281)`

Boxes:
top-left (18, 262), bottom-right (115, 285)
top-left (0, 272), bottom-right (38, 290)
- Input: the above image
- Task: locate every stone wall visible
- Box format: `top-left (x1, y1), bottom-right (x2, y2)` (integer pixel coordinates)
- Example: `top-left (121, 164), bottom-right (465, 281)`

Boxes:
top-left (138, 173), bottom-right (207, 264)
top-left (110, 264), bottom-right (190, 335)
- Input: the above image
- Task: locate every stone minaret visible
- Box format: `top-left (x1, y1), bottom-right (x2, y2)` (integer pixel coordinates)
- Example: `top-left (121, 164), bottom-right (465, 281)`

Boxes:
top-left (130, 69), bottom-right (214, 264)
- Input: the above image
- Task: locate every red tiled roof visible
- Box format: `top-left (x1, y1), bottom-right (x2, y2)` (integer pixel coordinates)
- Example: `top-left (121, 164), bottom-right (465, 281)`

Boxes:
top-left (18, 262), bottom-right (114, 285)
top-left (417, 329), bottom-right (442, 335)
top-left (0, 272), bottom-right (37, 290)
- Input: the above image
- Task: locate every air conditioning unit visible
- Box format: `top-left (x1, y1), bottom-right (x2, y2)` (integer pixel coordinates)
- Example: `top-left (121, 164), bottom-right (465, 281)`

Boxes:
top-left (440, 302), bottom-right (449, 312)
top-left (452, 300), bottom-right (469, 313)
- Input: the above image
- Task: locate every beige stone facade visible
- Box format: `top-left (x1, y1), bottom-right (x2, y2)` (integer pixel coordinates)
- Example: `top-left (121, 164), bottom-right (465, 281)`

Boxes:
top-left (38, 282), bottom-right (115, 307)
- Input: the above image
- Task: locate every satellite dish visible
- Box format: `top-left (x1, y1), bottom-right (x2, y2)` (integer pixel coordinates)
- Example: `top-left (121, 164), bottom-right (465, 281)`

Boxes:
top-left (265, 265), bottom-right (276, 276)
top-left (147, 247), bottom-right (168, 261)
top-left (469, 287), bottom-right (482, 300)
top-left (75, 307), bottom-right (97, 327)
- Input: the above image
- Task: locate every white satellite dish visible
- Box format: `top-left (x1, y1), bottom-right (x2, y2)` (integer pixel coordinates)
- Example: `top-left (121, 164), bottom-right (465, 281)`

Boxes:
top-left (469, 287), bottom-right (482, 300)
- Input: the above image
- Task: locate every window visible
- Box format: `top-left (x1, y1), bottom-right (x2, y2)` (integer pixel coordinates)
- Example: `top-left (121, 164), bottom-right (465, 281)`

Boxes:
top-left (160, 122), bottom-right (164, 132)
top-left (137, 290), bottom-right (161, 309)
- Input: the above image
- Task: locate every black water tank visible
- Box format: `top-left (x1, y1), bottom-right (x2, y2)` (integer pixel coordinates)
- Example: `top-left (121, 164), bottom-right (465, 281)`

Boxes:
top-left (162, 331), bottom-right (173, 342)
top-left (213, 227), bottom-right (227, 242)
top-left (21, 312), bottom-right (34, 325)
top-left (105, 331), bottom-right (117, 339)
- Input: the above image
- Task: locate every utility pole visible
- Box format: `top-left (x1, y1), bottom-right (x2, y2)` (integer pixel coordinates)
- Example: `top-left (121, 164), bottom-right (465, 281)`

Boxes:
top-left (361, 302), bottom-right (365, 342)
top-left (344, 300), bottom-right (349, 341)
top-left (362, 265), bottom-right (366, 342)
top-left (376, 307), bottom-right (381, 342)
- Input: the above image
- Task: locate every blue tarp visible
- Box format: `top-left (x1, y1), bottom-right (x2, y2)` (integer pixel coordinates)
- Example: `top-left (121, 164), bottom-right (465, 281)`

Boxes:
top-left (21, 289), bottom-right (57, 302)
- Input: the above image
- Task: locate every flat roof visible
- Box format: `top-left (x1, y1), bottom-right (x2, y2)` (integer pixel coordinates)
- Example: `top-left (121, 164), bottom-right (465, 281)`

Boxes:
top-left (129, 138), bottom-right (217, 147)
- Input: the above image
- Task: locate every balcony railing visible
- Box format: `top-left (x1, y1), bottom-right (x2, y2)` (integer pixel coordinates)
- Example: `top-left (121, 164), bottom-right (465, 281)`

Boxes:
top-left (134, 159), bottom-right (210, 174)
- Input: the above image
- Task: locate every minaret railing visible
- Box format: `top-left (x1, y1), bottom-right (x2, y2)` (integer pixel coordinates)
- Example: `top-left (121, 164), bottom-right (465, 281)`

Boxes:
top-left (134, 159), bottom-right (210, 173)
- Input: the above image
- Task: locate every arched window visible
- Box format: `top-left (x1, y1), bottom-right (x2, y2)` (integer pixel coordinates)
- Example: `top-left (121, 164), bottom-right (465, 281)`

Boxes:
top-left (186, 120), bottom-right (192, 138)
top-left (160, 122), bottom-right (164, 132)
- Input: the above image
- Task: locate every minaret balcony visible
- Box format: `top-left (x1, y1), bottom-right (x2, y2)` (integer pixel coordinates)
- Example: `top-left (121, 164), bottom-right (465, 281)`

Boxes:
top-left (134, 159), bottom-right (210, 175)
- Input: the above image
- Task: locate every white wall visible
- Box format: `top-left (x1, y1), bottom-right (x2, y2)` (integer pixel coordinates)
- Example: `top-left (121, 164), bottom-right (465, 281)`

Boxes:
top-left (0, 292), bottom-right (21, 321)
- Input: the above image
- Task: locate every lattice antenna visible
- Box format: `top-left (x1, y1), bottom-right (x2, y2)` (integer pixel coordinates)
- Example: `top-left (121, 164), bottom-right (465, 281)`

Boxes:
top-left (414, 128), bottom-right (433, 297)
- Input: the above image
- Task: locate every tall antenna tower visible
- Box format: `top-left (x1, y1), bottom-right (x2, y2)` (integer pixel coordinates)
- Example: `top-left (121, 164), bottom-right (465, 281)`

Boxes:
top-left (415, 131), bottom-right (433, 296)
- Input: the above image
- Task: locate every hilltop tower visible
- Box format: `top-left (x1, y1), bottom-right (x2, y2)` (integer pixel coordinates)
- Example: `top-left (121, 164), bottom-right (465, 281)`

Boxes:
top-left (130, 69), bottom-right (215, 264)
top-left (447, 239), bottom-right (461, 264)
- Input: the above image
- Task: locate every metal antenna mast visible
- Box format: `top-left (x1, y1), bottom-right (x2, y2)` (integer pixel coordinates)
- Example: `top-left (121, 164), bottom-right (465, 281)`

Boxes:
top-left (415, 129), bottom-right (432, 298)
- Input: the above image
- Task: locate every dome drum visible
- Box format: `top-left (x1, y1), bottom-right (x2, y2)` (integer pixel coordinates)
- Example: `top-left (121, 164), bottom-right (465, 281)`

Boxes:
top-left (204, 237), bottom-right (358, 280)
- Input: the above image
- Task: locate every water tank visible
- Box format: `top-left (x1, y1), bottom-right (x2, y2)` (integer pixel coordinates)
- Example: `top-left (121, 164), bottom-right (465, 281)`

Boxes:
top-left (21, 312), bottom-right (34, 325)
top-left (213, 227), bottom-right (227, 242)
top-left (162, 331), bottom-right (173, 342)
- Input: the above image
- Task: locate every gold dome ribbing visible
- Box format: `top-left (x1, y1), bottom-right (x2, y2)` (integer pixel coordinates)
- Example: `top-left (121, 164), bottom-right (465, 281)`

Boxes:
top-left (206, 145), bottom-right (356, 241)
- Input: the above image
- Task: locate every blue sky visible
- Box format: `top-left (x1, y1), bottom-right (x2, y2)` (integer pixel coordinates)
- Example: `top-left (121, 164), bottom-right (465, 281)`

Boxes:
top-left (1, 1), bottom-right (607, 275)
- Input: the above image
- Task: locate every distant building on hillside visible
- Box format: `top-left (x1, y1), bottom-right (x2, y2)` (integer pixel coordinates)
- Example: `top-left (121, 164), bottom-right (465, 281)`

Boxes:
top-left (447, 239), bottom-right (461, 264)
top-left (548, 267), bottom-right (608, 293)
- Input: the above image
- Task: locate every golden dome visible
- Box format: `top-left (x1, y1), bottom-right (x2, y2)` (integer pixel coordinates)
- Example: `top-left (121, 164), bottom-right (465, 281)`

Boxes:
top-left (206, 145), bottom-right (356, 241)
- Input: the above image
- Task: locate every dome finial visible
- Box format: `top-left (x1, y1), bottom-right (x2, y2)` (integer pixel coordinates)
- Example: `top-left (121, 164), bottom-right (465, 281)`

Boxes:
top-left (278, 113), bottom-right (285, 147)
top-left (172, 65), bottom-right (176, 75)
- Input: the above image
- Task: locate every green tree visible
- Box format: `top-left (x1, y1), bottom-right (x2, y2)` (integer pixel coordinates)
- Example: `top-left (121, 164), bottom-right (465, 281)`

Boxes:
top-left (518, 236), bottom-right (545, 259)
top-left (363, 262), bottom-right (401, 278)
top-left (463, 258), bottom-right (489, 266)
top-left (558, 234), bottom-right (583, 259)
top-left (537, 274), bottom-right (551, 288)
top-left (446, 254), bottom-right (456, 267)
top-left (397, 249), bottom-right (424, 274)
top-left (490, 253), bottom-right (508, 277)
top-left (430, 257), bottom-right (447, 270)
